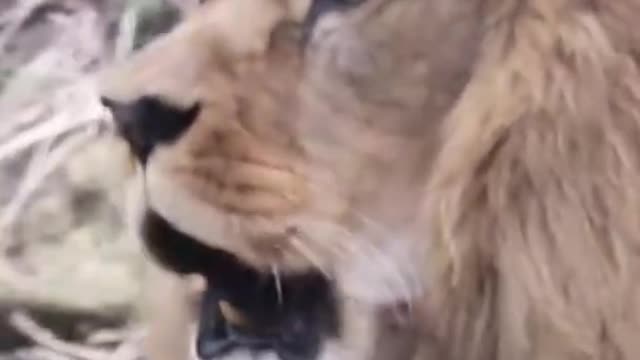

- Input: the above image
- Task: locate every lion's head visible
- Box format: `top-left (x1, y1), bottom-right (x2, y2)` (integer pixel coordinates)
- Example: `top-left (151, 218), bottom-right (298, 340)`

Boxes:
top-left (100, 0), bottom-right (640, 359)
top-left (100, 1), bottom-right (475, 357)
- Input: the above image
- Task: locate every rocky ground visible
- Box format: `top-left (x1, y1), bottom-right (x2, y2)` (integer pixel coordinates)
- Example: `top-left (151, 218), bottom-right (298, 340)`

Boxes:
top-left (0, 1), bottom-right (190, 359)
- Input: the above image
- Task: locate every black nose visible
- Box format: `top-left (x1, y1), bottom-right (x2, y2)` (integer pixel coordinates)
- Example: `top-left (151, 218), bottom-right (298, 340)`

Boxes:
top-left (100, 95), bottom-right (200, 165)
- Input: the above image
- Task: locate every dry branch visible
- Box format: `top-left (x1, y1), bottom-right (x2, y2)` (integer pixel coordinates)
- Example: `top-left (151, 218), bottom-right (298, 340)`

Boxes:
top-left (0, 0), bottom-right (187, 358)
top-left (8, 311), bottom-right (111, 360)
top-left (0, 0), bottom-right (52, 55)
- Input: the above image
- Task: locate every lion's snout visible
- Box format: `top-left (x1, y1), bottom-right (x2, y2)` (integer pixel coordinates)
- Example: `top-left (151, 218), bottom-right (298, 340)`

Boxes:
top-left (101, 95), bottom-right (200, 165)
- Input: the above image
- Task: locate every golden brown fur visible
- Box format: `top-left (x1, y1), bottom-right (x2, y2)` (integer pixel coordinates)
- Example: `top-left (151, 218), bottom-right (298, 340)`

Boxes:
top-left (425, 2), bottom-right (640, 359)
top-left (100, 0), bottom-right (640, 359)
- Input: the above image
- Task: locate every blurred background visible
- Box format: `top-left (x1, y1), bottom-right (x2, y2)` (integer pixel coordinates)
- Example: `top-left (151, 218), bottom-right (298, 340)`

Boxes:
top-left (0, 1), bottom-right (194, 359)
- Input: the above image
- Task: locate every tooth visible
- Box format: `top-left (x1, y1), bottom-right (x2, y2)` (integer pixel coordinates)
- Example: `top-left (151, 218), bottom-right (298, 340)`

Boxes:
top-left (127, 152), bottom-right (137, 170)
top-left (120, 147), bottom-right (137, 175)
top-left (218, 300), bottom-right (250, 327)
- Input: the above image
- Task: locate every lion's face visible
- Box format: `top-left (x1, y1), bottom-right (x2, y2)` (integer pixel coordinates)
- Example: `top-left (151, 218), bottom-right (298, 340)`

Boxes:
top-left (100, 0), bottom-right (482, 359)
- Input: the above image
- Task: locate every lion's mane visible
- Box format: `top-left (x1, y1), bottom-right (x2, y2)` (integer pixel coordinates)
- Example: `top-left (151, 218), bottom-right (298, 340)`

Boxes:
top-left (426, 2), bottom-right (640, 359)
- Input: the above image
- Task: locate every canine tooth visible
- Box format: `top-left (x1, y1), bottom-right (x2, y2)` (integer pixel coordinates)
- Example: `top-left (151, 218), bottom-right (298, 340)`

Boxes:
top-left (218, 300), bottom-right (250, 327)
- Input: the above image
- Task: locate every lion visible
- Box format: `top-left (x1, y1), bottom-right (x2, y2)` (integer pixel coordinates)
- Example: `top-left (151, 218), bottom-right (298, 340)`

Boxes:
top-left (98, 0), bottom-right (640, 359)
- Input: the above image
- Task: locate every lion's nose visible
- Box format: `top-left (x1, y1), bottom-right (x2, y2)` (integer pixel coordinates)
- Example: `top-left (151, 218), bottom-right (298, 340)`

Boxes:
top-left (100, 95), bottom-right (200, 165)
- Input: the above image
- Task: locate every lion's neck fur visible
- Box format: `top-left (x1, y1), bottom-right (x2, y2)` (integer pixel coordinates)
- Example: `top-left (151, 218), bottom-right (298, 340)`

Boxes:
top-left (425, 1), bottom-right (640, 359)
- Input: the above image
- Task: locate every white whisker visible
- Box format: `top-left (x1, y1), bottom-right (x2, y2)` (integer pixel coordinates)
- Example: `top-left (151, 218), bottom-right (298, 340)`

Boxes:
top-left (289, 234), bottom-right (332, 279)
top-left (291, 180), bottom-right (420, 307)
top-left (293, 216), bottom-right (414, 307)
top-left (320, 215), bottom-right (417, 309)
top-left (272, 264), bottom-right (283, 306)
top-left (350, 212), bottom-right (418, 310)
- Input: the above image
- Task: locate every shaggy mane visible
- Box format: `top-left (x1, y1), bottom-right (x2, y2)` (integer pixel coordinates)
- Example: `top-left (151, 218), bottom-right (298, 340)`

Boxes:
top-left (427, 2), bottom-right (640, 359)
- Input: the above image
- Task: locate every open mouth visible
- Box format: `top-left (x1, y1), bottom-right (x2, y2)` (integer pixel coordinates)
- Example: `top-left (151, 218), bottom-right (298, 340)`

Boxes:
top-left (140, 210), bottom-right (340, 360)
top-left (195, 270), bottom-right (339, 360)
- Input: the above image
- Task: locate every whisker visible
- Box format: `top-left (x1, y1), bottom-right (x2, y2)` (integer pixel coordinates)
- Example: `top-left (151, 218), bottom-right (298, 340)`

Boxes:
top-left (272, 264), bottom-right (284, 306)
top-left (288, 234), bottom-right (332, 279)
top-left (351, 212), bottom-right (419, 310)
top-left (317, 215), bottom-right (417, 310)
top-left (292, 214), bottom-right (417, 309)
